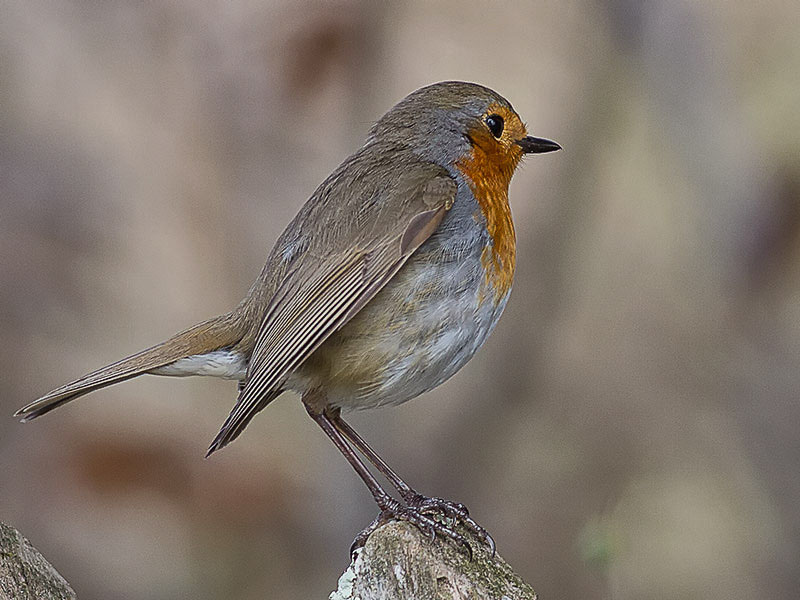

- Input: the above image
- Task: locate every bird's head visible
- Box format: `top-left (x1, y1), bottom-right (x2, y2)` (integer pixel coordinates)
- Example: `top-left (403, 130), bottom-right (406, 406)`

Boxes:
top-left (369, 81), bottom-right (560, 186)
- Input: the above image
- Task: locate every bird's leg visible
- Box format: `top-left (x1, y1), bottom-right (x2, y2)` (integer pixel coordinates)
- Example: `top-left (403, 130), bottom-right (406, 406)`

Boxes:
top-left (304, 403), bottom-right (395, 509)
top-left (328, 408), bottom-right (415, 500)
top-left (329, 408), bottom-right (495, 557)
top-left (303, 400), bottom-right (472, 557)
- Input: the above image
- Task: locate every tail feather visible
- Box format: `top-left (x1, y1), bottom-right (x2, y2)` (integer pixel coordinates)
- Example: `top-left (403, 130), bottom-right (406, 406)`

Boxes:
top-left (205, 388), bottom-right (283, 457)
top-left (15, 312), bottom-right (245, 421)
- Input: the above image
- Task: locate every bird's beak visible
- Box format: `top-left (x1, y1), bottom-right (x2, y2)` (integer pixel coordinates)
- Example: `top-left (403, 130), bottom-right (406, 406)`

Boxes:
top-left (516, 136), bottom-right (562, 154)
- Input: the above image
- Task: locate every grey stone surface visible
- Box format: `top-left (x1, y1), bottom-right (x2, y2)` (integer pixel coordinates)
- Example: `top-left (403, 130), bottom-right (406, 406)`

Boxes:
top-left (330, 521), bottom-right (536, 600)
top-left (0, 523), bottom-right (76, 600)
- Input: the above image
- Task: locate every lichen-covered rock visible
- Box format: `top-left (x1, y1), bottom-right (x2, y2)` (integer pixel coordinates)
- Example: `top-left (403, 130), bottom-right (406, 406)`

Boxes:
top-left (0, 522), bottom-right (76, 600)
top-left (330, 520), bottom-right (536, 600)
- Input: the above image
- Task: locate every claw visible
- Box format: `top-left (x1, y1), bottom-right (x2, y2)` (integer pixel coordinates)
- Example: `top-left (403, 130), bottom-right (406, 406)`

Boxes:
top-left (351, 513), bottom-right (384, 559)
top-left (353, 500), bottom-right (479, 558)
top-left (351, 495), bottom-right (497, 560)
top-left (407, 495), bottom-right (496, 559)
top-left (459, 539), bottom-right (474, 561)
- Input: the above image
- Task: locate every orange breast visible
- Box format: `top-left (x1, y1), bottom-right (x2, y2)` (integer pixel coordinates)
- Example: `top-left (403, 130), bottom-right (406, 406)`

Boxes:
top-left (456, 127), bottom-right (520, 302)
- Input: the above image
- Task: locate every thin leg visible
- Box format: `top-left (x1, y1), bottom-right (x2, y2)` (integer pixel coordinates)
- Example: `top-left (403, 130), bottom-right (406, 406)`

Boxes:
top-left (329, 408), bottom-right (496, 557)
top-left (304, 400), bottom-right (472, 556)
top-left (328, 408), bottom-right (416, 501)
top-left (304, 404), bottom-right (394, 508)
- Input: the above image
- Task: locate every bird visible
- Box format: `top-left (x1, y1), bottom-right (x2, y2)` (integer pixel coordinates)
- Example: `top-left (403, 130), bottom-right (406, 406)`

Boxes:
top-left (15, 81), bottom-right (560, 554)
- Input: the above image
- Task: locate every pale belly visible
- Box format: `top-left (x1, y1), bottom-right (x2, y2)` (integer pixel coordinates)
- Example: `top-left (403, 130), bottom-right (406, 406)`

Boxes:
top-left (289, 251), bottom-right (510, 410)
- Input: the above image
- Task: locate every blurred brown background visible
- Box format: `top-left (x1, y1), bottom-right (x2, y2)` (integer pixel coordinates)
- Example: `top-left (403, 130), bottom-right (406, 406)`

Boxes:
top-left (2, 1), bottom-right (799, 599)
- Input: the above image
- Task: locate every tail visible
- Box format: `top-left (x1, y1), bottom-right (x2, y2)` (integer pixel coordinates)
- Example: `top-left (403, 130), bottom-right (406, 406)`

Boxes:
top-left (15, 312), bottom-right (247, 422)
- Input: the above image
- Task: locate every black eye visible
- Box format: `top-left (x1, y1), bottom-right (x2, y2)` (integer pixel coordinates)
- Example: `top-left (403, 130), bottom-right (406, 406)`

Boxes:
top-left (485, 114), bottom-right (504, 138)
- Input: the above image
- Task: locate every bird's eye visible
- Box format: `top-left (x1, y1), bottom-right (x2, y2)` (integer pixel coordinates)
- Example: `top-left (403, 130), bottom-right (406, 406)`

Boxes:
top-left (485, 114), bottom-right (504, 138)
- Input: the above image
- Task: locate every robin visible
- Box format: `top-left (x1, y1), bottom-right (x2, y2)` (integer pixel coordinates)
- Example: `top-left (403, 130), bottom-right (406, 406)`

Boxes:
top-left (16, 81), bottom-right (560, 554)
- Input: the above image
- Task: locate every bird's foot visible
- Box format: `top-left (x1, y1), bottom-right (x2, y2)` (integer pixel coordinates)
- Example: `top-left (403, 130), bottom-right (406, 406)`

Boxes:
top-left (350, 512), bottom-right (385, 558)
top-left (350, 497), bottom-right (475, 559)
top-left (406, 494), bottom-right (496, 558)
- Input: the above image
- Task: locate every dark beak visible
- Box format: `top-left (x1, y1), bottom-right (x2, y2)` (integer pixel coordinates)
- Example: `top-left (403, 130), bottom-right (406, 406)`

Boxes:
top-left (516, 136), bottom-right (562, 154)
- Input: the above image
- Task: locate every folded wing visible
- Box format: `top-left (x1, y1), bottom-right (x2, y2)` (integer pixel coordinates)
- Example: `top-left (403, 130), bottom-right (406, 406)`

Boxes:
top-left (206, 164), bottom-right (456, 455)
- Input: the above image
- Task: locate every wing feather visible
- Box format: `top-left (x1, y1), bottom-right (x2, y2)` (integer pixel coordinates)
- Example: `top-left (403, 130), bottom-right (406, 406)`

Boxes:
top-left (206, 172), bottom-right (456, 454)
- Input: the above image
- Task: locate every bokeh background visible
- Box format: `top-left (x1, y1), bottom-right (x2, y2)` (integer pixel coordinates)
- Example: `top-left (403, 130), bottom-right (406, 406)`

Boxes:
top-left (2, 1), bottom-right (799, 598)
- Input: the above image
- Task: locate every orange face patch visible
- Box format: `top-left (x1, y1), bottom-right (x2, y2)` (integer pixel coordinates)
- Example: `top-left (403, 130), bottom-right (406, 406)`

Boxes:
top-left (455, 103), bottom-right (526, 302)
